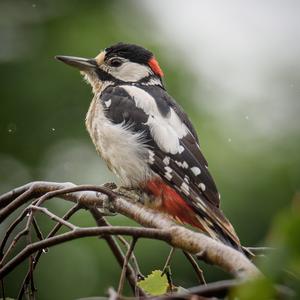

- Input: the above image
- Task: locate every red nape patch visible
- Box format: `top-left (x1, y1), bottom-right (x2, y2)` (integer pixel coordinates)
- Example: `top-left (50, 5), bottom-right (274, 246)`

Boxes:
top-left (145, 179), bottom-right (204, 230)
top-left (148, 57), bottom-right (164, 77)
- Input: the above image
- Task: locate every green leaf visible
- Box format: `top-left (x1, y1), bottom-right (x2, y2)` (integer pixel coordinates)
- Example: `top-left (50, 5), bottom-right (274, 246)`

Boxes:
top-left (137, 270), bottom-right (169, 296)
top-left (231, 277), bottom-right (276, 300)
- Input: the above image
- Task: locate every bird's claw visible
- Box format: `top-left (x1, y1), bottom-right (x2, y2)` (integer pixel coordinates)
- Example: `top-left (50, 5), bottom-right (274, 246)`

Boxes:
top-left (98, 196), bottom-right (117, 216)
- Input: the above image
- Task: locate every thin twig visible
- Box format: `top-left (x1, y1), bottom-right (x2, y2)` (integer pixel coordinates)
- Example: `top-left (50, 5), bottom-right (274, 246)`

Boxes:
top-left (1, 278), bottom-right (5, 299)
top-left (89, 208), bottom-right (145, 296)
top-left (34, 185), bottom-right (116, 208)
top-left (118, 238), bottom-right (137, 295)
top-left (0, 208), bottom-right (28, 258)
top-left (28, 205), bottom-right (76, 230)
top-left (0, 184), bottom-right (115, 223)
top-left (162, 248), bottom-right (175, 275)
top-left (1, 181), bottom-right (261, 279)
top-left (245, 247), bottom-right (275, 255)
top-left (183, 251), bottom-right (206, 285)
top-left (0, 210), bottom-right (33, 266)
top-left (18, 204), bottom-right (81, 300)
top-left (0, 182), bottom-right (37, 208)
top-left (0, 188), bottom-right (35, 223)
top-left (0, 226), bottom-right (170, 278)
top-left (26, 222), bottom-right (36, 300)
top-left (117, 235), bottom-right (143, 278)
top-left (32, 217), bottom-right (45, 241)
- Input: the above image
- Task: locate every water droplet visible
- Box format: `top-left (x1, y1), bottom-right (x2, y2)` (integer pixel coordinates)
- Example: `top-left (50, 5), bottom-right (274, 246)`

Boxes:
top-left (26, 212), bottom-right (30, 217)
top-left (228, 138), bottom-right (232, 143)
top-left (51, 128), bottom-right (55, 132)
top-left (7, 123), bottom-right (17, 134)
top-left (42, 248), bottom-right (49, 253)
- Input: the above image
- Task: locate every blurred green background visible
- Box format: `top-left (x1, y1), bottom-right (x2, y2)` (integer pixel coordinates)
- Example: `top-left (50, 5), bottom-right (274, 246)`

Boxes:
top-left (0, 0), bottom-right (299, 299)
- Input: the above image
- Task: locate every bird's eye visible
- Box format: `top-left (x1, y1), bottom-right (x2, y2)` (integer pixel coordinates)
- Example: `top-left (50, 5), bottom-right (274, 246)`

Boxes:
top-left (108, 58), bottom-right (123, 67)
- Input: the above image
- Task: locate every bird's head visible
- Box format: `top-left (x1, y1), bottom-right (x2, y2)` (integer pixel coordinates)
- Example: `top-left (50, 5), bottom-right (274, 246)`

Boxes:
top-left (55, 43), bottom-right (164, 93)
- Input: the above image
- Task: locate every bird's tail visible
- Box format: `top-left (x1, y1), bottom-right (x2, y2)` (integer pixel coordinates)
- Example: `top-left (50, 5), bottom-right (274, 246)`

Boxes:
top-left (145, 178), bottom-right (253, 258)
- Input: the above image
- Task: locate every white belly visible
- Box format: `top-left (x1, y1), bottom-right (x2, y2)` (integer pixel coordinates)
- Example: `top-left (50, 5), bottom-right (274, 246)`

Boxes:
top-left (85, 96), bottom-right (154, 187)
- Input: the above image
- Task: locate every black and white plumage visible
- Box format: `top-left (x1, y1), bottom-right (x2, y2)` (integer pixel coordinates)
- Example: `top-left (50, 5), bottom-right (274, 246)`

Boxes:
top-left (56, 43), bottom-right (245, 253)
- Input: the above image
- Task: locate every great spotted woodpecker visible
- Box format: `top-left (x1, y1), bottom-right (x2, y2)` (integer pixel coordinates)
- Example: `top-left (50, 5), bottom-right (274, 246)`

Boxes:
top-left (56, 43), bottom-right (246, 254)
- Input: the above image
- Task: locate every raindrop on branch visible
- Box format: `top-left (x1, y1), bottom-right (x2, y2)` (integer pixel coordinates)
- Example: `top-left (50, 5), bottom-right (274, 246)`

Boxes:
top-left (42, 248), bottom-right (49, 253)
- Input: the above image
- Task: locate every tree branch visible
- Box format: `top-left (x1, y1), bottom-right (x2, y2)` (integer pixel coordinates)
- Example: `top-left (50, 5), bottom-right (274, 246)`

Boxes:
top-left (17, 204), bottom-right (81, 299)
top-left (89, 208), bottom-right (145, 296)
top-left (0, 226), bottom-right (170, 278)
top-left (0, 181), bottom-right (261, 281)
top-left (117, 238), bottom-right (137, 295)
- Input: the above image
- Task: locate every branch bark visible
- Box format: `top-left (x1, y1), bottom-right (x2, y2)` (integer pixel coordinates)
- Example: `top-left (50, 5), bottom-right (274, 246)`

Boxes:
top-left (0, 181), bottom-right (261, 280)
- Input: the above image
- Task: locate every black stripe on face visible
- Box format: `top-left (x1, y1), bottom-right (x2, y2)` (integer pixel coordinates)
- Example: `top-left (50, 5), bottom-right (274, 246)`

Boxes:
top-left (95, 68), bottom-right (120, 83)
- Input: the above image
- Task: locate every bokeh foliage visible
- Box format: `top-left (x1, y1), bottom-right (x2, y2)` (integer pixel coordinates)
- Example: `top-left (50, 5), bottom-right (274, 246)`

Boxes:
top-left (0, 0), bottom-right (299, 299)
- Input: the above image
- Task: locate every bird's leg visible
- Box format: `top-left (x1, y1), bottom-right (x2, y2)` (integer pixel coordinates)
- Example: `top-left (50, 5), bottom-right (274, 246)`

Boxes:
top-left (116, 186), bottom-right (147, 204)
top-left (97, 198), bottom-right (117, 216)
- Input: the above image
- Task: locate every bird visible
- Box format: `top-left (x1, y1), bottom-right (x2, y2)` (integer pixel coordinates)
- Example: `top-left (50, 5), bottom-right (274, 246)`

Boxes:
top-left (55, 42), bottom-right (248, 255)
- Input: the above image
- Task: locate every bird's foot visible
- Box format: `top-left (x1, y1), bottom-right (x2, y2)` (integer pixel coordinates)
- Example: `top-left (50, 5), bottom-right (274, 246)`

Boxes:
top-left (97, 196), bottom-right (117, 216)
top-left (116, 186), bottom-right (145, 203)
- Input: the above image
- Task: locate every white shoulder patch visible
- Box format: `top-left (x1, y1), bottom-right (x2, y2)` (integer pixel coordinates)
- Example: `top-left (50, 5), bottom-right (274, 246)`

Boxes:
top-left (122, 85), bottom-right (158, 115)
top-left (121, 86), bottom-right (189, 155)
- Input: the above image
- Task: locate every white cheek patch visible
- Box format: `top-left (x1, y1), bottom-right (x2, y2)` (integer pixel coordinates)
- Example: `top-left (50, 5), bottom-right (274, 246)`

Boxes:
top-left (110, 62), bottom-right (151, 82)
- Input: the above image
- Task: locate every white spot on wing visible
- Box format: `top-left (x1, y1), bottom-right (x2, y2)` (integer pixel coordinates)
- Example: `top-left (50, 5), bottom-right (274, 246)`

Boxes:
top-left (164, 166), bottom-right (173, 180)
top-left (175, 160), bottom-right (188, 169)
top-left (195, 197), bottom-right (207, 210)
top-left (148, 150), bottom-right (155, 164)
top-left (163, 156), bottom-right (170, 165)
top-left (104, 99), bottom-right (111, 108)
top-left (182, 161), bottom-right (189, 169)
top-left (191, 166), bottom-right (201, 176)
top-left (199, 183), bottom-right (206, 191)
top-left (180, 182), bottom-right (190, 195)
top-left (178, 145), bottom-right (185, 153)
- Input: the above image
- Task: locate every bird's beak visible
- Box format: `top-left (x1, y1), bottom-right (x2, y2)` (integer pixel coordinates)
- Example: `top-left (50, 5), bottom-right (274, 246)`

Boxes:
top-left (55, 55), bottom-right (97, 71)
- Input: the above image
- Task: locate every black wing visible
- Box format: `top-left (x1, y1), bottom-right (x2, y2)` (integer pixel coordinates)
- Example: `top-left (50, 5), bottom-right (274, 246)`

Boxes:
top-left (102, 85), bottom-right (220, 206)
top-left (101, 85), bottom-right (241, 249)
